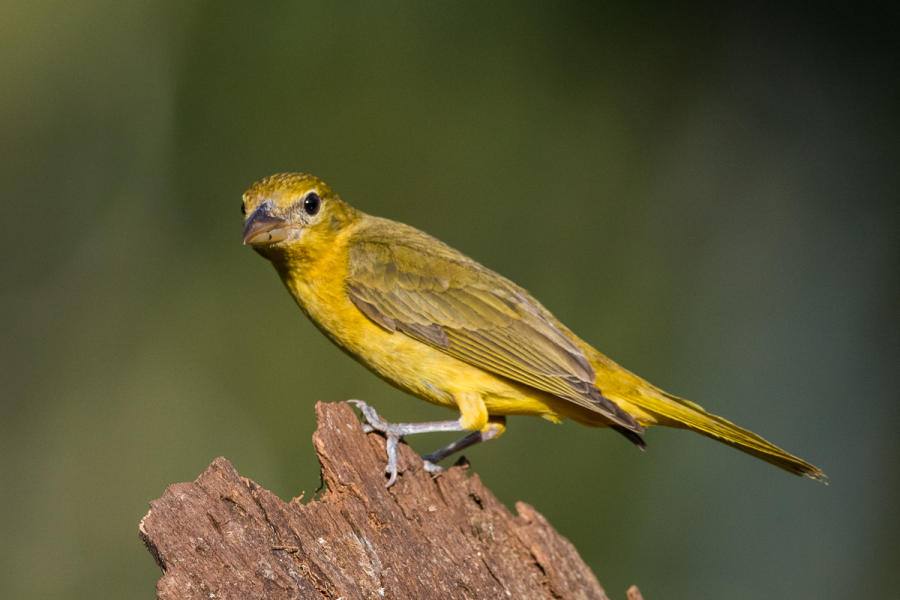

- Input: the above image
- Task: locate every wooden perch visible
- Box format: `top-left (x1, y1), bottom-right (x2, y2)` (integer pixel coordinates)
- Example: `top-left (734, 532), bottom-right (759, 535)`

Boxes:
top-left (140, 401), bottom-right (641, 599)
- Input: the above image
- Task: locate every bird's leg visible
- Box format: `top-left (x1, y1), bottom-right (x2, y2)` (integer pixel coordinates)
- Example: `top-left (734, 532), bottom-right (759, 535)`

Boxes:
top-left (421, 418), bottom-right (505, 474)
top-left (418, 395), bottom-right (505, 474)
top-left (348, 400), bottom-right (466, 487)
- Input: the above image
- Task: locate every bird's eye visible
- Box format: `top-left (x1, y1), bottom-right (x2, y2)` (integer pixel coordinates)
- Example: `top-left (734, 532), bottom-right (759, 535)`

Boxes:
top-left (303, 192), bottom-right (321, 216)
top-left (241, 203), bottom-right (246, 216)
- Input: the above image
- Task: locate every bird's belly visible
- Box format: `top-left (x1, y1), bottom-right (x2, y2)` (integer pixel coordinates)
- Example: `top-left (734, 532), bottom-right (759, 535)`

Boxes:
top-left (288, 275), bottom-right (563, 419)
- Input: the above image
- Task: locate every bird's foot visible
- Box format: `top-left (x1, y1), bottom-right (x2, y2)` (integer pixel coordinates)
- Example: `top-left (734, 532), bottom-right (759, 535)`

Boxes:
top-left (348, 399), bottom-right (466, 487)
top-left (348, 399), bottom-right (388, 433)
top-left (421, 459), bottom-right (445, 476)
top-left (348, 399), bottom-right (403, 486)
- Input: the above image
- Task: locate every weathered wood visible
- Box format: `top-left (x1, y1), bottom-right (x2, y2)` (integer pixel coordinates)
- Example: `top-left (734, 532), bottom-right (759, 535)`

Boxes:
top-left (140, 401), bottom-right (631, 599)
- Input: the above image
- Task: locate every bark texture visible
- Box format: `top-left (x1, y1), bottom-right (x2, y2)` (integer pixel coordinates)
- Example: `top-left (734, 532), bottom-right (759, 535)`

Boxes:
top-left (140, 401), bottom-right (634, 599)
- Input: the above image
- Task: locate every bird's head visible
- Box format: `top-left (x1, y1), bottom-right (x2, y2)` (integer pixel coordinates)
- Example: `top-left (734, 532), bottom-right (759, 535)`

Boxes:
top-left (241, 172), bottom-right (359, 260)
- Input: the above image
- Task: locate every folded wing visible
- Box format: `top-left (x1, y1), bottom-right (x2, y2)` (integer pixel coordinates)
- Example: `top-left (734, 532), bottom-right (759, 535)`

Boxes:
top-left (345, 221), bottom-right (642, 433)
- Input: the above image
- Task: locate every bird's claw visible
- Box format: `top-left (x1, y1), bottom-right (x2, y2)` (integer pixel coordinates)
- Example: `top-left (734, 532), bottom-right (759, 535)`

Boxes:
top-left (422, 459), bottom-right (444, 477)
top-left (349, 399), bottom-right (402, 487)
top-left (348, 399), bottom-right (462, 487)
top-left (348, 399), bottom-right (387, 430)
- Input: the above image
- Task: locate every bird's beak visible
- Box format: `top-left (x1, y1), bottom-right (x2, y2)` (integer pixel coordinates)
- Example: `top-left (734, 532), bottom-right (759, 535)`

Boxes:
top-left (242, 205), bottom-right (291, 246)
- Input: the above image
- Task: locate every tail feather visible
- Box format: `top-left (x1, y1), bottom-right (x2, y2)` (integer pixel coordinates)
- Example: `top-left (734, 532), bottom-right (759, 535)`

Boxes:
top-left (611, 424), bottom-right (647, 449)
top-left (570, 338), bottom-right (826, 481)
top-left (631, 390), bottom-right (827, 482)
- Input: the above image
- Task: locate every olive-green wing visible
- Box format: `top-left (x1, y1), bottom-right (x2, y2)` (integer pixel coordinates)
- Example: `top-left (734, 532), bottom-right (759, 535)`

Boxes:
top-left (345, 221), bottom-right (641, 432)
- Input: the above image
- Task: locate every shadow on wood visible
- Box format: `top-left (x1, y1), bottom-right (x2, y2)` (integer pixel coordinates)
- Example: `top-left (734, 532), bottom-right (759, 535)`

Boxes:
top-left (140, 401), bottom-right (639, 599)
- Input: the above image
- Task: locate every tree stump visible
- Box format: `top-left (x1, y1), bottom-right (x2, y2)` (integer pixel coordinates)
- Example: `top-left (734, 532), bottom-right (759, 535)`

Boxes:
top-left (140, 401), bottom-right (637, 599)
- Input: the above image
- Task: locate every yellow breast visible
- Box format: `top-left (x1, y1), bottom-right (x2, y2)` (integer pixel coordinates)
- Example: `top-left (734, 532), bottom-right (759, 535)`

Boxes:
top-left (272, 228), bottom-right (564, 420)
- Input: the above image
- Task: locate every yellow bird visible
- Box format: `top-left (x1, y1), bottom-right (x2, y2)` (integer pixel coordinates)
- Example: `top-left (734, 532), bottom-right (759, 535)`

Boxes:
top-left (242, 172), bottom-right (826, 486)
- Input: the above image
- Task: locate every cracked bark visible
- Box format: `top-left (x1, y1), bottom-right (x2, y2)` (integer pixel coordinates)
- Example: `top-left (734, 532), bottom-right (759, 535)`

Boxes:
top-left (140, 401), bottom-right (639, 599)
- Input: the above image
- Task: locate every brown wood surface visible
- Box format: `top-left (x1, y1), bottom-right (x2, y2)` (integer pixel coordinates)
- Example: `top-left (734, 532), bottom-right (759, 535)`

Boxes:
top-left (140, 401), bottom-right (640, 599)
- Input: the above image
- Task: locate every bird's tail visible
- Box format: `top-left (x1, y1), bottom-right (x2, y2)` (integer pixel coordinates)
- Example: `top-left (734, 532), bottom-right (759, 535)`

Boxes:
top-left (588, 356), bottom-right (827, 481)
top-left (638, 390), bottom-right (826, 481)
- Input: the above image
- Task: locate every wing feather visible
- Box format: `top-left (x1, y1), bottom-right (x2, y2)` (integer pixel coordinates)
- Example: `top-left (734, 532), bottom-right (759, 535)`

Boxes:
top-left (345, 220), bottom-right (641, 431)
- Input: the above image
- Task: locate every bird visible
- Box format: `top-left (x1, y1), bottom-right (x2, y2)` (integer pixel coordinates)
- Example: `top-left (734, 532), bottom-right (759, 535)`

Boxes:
top-left (241, 172), bottom-right (826, 486)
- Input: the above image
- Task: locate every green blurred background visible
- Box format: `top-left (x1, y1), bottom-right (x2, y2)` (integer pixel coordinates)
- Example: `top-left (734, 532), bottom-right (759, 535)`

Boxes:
top-left (2, 2), bottom-right (897, 598)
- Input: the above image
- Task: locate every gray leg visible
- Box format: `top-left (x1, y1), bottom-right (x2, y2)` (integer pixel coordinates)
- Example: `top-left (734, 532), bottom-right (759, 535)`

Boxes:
top-left (421, 428), bottom-right (502, 474)
top-left (349, 400), bottom-right (466, 487)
